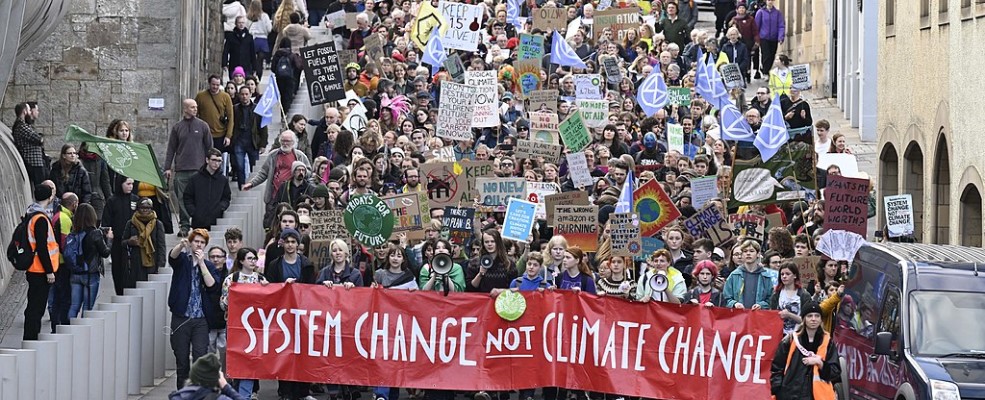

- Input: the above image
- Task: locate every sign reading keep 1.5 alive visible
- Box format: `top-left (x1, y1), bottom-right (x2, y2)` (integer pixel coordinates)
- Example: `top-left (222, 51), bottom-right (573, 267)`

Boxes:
top-left (300, 42), bottom-right (346, 105)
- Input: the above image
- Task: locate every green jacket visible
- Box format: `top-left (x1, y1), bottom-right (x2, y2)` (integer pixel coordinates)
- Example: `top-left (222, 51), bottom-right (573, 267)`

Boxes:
top-left (418, 262), bottom-right (467, 293)
top-left (722, 265), bottom-right (774, 309)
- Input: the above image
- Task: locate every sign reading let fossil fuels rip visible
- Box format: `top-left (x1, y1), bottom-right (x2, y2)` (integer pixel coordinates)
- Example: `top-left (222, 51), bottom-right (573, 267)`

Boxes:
top-left (300, 41), bottom-right (346, 105)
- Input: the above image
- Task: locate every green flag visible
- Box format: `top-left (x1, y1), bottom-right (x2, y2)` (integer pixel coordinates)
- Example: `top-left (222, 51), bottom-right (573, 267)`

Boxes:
top-left (65, 125), bottom-right (166, 189)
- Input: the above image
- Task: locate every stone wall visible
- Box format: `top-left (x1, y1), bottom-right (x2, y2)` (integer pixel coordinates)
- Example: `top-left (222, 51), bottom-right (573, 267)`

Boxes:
top-left (0, 0), bottom-right (224, 158)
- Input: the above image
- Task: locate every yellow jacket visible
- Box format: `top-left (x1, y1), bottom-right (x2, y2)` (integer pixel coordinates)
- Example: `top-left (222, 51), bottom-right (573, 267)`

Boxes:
top-left (769, 68), bottom-right (793, 97)
top-left (819, 291), bottom-right (842, 334)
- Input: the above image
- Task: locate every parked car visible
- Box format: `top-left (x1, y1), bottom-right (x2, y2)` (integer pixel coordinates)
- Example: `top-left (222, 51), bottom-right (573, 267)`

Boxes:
top-left (839, 242), bottom-right (985, 399)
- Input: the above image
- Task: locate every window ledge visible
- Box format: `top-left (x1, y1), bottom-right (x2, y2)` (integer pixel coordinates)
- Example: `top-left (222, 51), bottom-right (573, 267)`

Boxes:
top-left (920, 15), bottom-right (932, 29)
top-left (886, 24), bottom-right (896, 38)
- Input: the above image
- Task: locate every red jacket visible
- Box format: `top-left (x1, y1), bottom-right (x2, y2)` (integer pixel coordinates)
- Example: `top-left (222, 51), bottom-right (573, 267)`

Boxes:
top-left (732, 14), bottom-right (760, 45)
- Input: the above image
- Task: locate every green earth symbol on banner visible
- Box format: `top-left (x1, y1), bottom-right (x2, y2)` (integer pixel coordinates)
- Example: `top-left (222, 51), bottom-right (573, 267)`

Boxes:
top-left (637, 198), bottom-right (661, 223)
top-left (344, 194), bottom-right (395, 247)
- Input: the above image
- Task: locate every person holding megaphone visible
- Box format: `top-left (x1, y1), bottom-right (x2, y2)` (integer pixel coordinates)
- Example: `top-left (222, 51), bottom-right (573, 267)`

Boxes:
top-left (634, 249), bottom-right (684, 304)
top-left (419, 238), bottom-right (466, 293)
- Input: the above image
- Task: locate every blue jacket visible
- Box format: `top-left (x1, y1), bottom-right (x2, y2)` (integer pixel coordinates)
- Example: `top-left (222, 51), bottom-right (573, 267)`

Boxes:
top-left (510, 274), bottom-right (553, 291)
top-left (722, 265), bottom-right (774, 309)
top-left (755, 7), bottom-right (785, 42)
top-left (168, 252), bottom-right (221, 318)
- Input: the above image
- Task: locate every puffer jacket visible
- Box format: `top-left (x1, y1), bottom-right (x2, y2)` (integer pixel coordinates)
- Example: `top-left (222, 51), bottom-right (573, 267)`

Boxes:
top-left (49, 161), bottom-right (92, 203)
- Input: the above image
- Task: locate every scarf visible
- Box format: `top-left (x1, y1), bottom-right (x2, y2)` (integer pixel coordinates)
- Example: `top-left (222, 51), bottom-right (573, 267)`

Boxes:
top-left (131, 211), bottom-right (158, 267)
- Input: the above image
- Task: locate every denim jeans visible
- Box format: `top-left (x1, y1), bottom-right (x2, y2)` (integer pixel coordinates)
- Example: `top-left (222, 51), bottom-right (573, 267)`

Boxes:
top-left (233, 143), bottom-right (259, 188)
top-left (47, 267), bottom-right (72, 331)
top-left (69, 272), bottom-right (100, 318)
top-left (308, 8), bottom-right (328, 28)
top-left (237, 379), bottom-right (256, 398)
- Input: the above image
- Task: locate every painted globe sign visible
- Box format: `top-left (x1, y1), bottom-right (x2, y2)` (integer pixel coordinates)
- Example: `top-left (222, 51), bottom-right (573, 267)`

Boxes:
top-left (344, 194), bottom-right (395, 247)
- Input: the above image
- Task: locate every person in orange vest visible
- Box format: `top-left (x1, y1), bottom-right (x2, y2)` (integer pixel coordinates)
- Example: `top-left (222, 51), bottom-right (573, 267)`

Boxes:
top-left (23, 183), bottom-right (59, 341)
top-left (770, 301), bottom-right (841, 400)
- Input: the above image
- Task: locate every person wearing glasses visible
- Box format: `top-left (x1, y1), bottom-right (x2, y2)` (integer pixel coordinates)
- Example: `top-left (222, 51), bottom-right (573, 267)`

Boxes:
top-left (183, 148), bottom-right (232, 229)
top-left (204, 246), bottom-right (231, 371)
top-left (750, 86), bottom-right (772, 117)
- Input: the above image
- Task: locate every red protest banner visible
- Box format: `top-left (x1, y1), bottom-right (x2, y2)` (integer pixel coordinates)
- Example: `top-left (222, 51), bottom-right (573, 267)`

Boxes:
top-left (227, 284), bottom-right (782, 400)
top-left (824, 175), bottom-right (871, 236)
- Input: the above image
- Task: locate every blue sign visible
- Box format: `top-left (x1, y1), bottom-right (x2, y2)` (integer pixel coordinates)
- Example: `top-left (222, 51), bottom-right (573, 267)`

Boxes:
top-left (501, 198), bottom-right (538, 243)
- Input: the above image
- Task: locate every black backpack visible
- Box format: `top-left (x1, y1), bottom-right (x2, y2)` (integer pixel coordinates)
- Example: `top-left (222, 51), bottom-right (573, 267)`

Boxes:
top-left (275, 55), bottom-right (295, 80)
top-left (6, 212), bottom-right (45, 271)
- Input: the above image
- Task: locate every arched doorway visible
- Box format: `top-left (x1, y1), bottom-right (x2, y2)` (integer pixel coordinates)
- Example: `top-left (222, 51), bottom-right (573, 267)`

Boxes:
top-left (879, 143), bottom-right (899, 231)
top-left (960, 184), bottom-right (983, 247)
top-left (903, 142), bottom-right (924, 242)
top-left (932, 132), bottom-right (951, 244)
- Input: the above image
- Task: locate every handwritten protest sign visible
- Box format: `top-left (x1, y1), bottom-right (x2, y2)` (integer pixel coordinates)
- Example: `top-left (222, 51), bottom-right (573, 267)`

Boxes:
top-left (791, 64), bottom-right (811, 90)
top-left (554, 205), bottom-right (598, 251)
top-left (364, 33), bottom-right (385, 63)
top-left (720, 63), bottom-right (744, 89)
top-left (559, 111), bottom-right (591, 152)
top-left (338, 49), bottom-right (358, 69)
top-left (529, 111), bottom-right (559, 144)
top-left (532, 6), bottom-right (567, 32)
top-left (669, 87), bottom-right (691, 106)
top-left (465, 70), bottom-right (499, 127)
top-left (884, 194), bottom-right (914, 238)
top-left (824, 175), bottom-right (870, 236)
top-left (502, 198), bottom-right (537, 242)
top-left (729, 213), bottom-right (766, 243)
top-left (518, 33), bottom-right (545, 60)
top-left (529, 90), bottom-right (559, 114)
top-left (426, 146), bottom-right (456, 162)
top-left (421, 161), bottom-right (495, 208)
top-left (299, 42), bottom-right (346, 105)
top-left (382, 192), bottom-right (432, 240)
top-left (593, 7), bottom-right (641, 41)
top-left (310, 210), bottom-right (347, 241)
top-left (765, 212), bottom-right (784, 230)
top-left (516, 58), bottom-right (542, 99)
top-left (576, 99), bottom-right (608, 128)
top-left (602, 56), bottom-right (622, 84)
top-left (566, 152), bottom-right (594, 189)
top-left (667, 124), bottom-right (684, 154)
top-left (478, 177), bottom-right (526, 207)
top-left (610, 212), bottom-right (643, 257)
top-left (438, 1), bottom-right (483, 51)
top-left (442, 206), bottom-right (476, 244)
top-left (574, 74), bottom-right (602, 99)
top-left (545, 190), bottom-right (590, 224)
top-left (690, 176), bottom-right (718, 209)
top-left (515, 139), bottom-right (563, 163)
top-left (436, 82), bottom-right (476, 141)
top-left (443, 53), bottom-right (466, 83)
top-left (792, 256), bottom-right (821, 285)
top-left (525, 181), bottom-right (559, 220)
top-left (307, 240), bottom-right (332, 269)
top-left (682, 205), bottom-right (735, 246)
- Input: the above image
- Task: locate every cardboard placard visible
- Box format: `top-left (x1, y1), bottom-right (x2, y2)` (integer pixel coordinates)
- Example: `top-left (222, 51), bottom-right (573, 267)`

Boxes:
top-left (309, 210), bottom-right (348, 242)
top-left (435, 82), bottom-right (476, 141)
top-left (554, 205), bottom-right (599, 251)
top-left (515, 139), bottom-right (563, 163)
top-left (299, 41), bottom-right (346, 105)
top-left (525, 181), bottom-right (559, 220)
top-left (690, 176), bottom-right (718, 209)
top-left (532, 6), bottom-right (567, 32)
top-left (516, 58), bottom-right (543, 99)
top-left (824, 175), bottom-right (870, 236)
top-left (602, 56), bottom-right (622, 84)
top-left (720, 63), bottom-right (745, 89)
top-left (729, 213), bottom-right (766, 243)
top-left (574, 74), bottom-right (603, 99)
top-left (477, 177), bottom-right (526, 207)
top-left (308, 240), bottom-right (332, 269)
top-left (884, 194), bottom-right (914, 238)
top-left (465, 70), bottom-right (499, 127)
top-left (338, 49), bottom-right (358, 70)
top-left (669, 87), bottom-right (691, 106)
top-left (421, 161), bottom-right (495, 208)
top-left (609, 212), bottom-right (643, 257)
top-left (438, 1), bottom-right (484, 51)
top-left (559, 111), bottom-right (591, 152)
top-left (575, 99), bottom-right (608, 129)
top-left (364, 33), bottom-right (385, 63)
top-left (545, 190), bottom-right (591, 225)
top-left (345, 12), bottom-right (359, 30)
top-left (528, 111), bottom-right (560, 144)
top-left (528, 90), bottom-right (559, 114)
top-left (566, 152), bottom-right (594, 189)
top-left (381, 192), bottom-right (432, 240)
top-left (443, 206), bottom-right (476, 244)
top-left (765, 212), bottom-right (785, 230)
top-left (792, 255), bottom-right (821, 285)
top-left (682, 205), bottom-right (735, 247)
top-left (443, 53), bottom-right (466, 83)
top-left (518, 33), bottom-right (545, 61)
top-left (791, 64), bottom-right (811, 90)
top-left (593, 7), bottom-right (641, 41)
top-left (502, 198), bottom-right (538, 243)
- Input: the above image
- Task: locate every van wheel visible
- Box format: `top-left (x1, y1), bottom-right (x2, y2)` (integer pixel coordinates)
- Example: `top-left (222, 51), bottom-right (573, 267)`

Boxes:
top-left (838, 356), bottom-right (851, 400)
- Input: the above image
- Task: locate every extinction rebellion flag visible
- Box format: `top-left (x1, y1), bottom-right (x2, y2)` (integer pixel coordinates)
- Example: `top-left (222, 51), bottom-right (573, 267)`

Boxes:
top-left (65, 125), bottom-right (166, 189)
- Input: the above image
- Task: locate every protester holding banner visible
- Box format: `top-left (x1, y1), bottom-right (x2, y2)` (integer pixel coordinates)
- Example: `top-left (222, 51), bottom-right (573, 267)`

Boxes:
top-left (419, 238), bottom-right (467, 293)
top-left (683, 260), bottom-right (725, 307)
top-left (723, 240), bottom-right (773, 310)
top-left (466, 229), bottom-right (518, 293)
top-left (635, 249), bottom-right (684, 303)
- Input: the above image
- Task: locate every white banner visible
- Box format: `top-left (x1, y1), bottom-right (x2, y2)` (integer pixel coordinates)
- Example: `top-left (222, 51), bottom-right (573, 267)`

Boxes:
top-left (465, 70), bottom-right (499, 127)
top-left (439, 1), bottom-right (484, 52)
top-left (574, 74), bottom-right (602, 99)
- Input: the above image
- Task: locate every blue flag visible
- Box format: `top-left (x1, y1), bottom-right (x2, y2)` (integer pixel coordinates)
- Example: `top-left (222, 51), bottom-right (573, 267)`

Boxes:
top-left (754, 94), bottom-right (789, 162)
top-left (422, 28), bottom-right (447, 76)
top-left (506, 0), bottom-right (522, 29)
top-left (550, 31), bottom-right (587, 69)
top-left (615, 169), bottom-right (635, 214)
top-left (254, 75), bottom-right (280, 128)
top-left (705, 57), bottom-right (731, 109)
top-left (720, 103), bottom-right (755, 142)
top-left (636, 72), bottom-right (669, 117)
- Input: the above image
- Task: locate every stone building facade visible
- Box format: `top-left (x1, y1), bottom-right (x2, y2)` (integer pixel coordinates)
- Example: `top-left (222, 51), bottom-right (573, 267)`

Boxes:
top-left (876, 0), bottom-right (985, 246)
top-left (1, 0), bottom-right (224, 155)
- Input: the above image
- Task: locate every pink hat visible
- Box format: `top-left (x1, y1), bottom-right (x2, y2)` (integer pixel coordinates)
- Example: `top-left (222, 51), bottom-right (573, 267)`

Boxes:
top-left (232, 66), bottom-right (246, 77)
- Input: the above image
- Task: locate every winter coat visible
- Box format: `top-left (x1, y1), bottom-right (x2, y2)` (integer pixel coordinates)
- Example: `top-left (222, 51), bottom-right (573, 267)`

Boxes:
top-left (232, 101), bottom-right (268, 151)
top-left (755, 7), bottom-right (786, 42)
top-left (731, 13), bottom-right (760, 45)
top-left (205, 265), bottom-right (231, 329)
top-left (80, 153), bottom-right (112, 209)
top-left (769, 287), bottom-right (814, 311)
top-left (770, 330), bottom-right (841, 400)
top-left (247, 148), bottom-right (311, 202)
top-left (80, 227), bottom-right (112, 274)
top-left (49, 161), bottom-right (93, 204)
top-left (683, 287), bottom-right (725, 307)
top-left (223, 27), bottom-right (258, 75)
top-left (315, 264), bottom-right (364, 286)
top-left (183, 166), bottom-right (232, 229)
top-left (102, 193), bottom-right (138, 235)
top-left (122, 218), bottom-right (167, 271)
top-left (658, 16), bottom-right (691, 50)
top-left (265, 255), bottom-right (318, 284)
top-left (721, 40), bottom-right (751, 73)
top-left (169, 384), bottom-right (244, 400)
top-left (722, 265), bottom-right (774, 309)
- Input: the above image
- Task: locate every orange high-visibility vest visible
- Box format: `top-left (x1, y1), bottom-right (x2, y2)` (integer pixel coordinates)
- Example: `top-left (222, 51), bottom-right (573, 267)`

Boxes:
top-left (27, 213), bottom-right (59, 274)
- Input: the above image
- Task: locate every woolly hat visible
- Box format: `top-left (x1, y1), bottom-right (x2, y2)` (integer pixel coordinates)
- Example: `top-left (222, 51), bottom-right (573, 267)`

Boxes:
top-left (281, 228), bottom-right (301, 241)
top-left (232, 66), bottom-right (246, 77)
top-left (189, 353), bottom-right (221, 387)
top-left (801, 301), bottom-right (822, 318)
top-left (291, 161), bottom-right (307, 173)
top-left (33, 184), bottom-right (52, 202)
top-left (312, 184), bottom-right (330, 198)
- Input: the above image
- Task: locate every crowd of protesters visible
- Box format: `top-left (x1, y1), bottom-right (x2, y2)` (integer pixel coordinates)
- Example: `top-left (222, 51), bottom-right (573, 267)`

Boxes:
top-left (6, 0), bottom-right (870, 399)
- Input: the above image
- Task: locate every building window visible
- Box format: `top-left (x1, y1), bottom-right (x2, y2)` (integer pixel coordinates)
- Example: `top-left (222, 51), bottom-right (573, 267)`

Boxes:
top-left (920, 0), bottom-right (931, 27)
top-left (887, 0), bottom-right (896, 36)
top-left (940, 0), bottom-right (949, 24)
top-left (962, 0), bottom-right (973, 19)
top-left (805, 0), bottom-right (813, 31)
